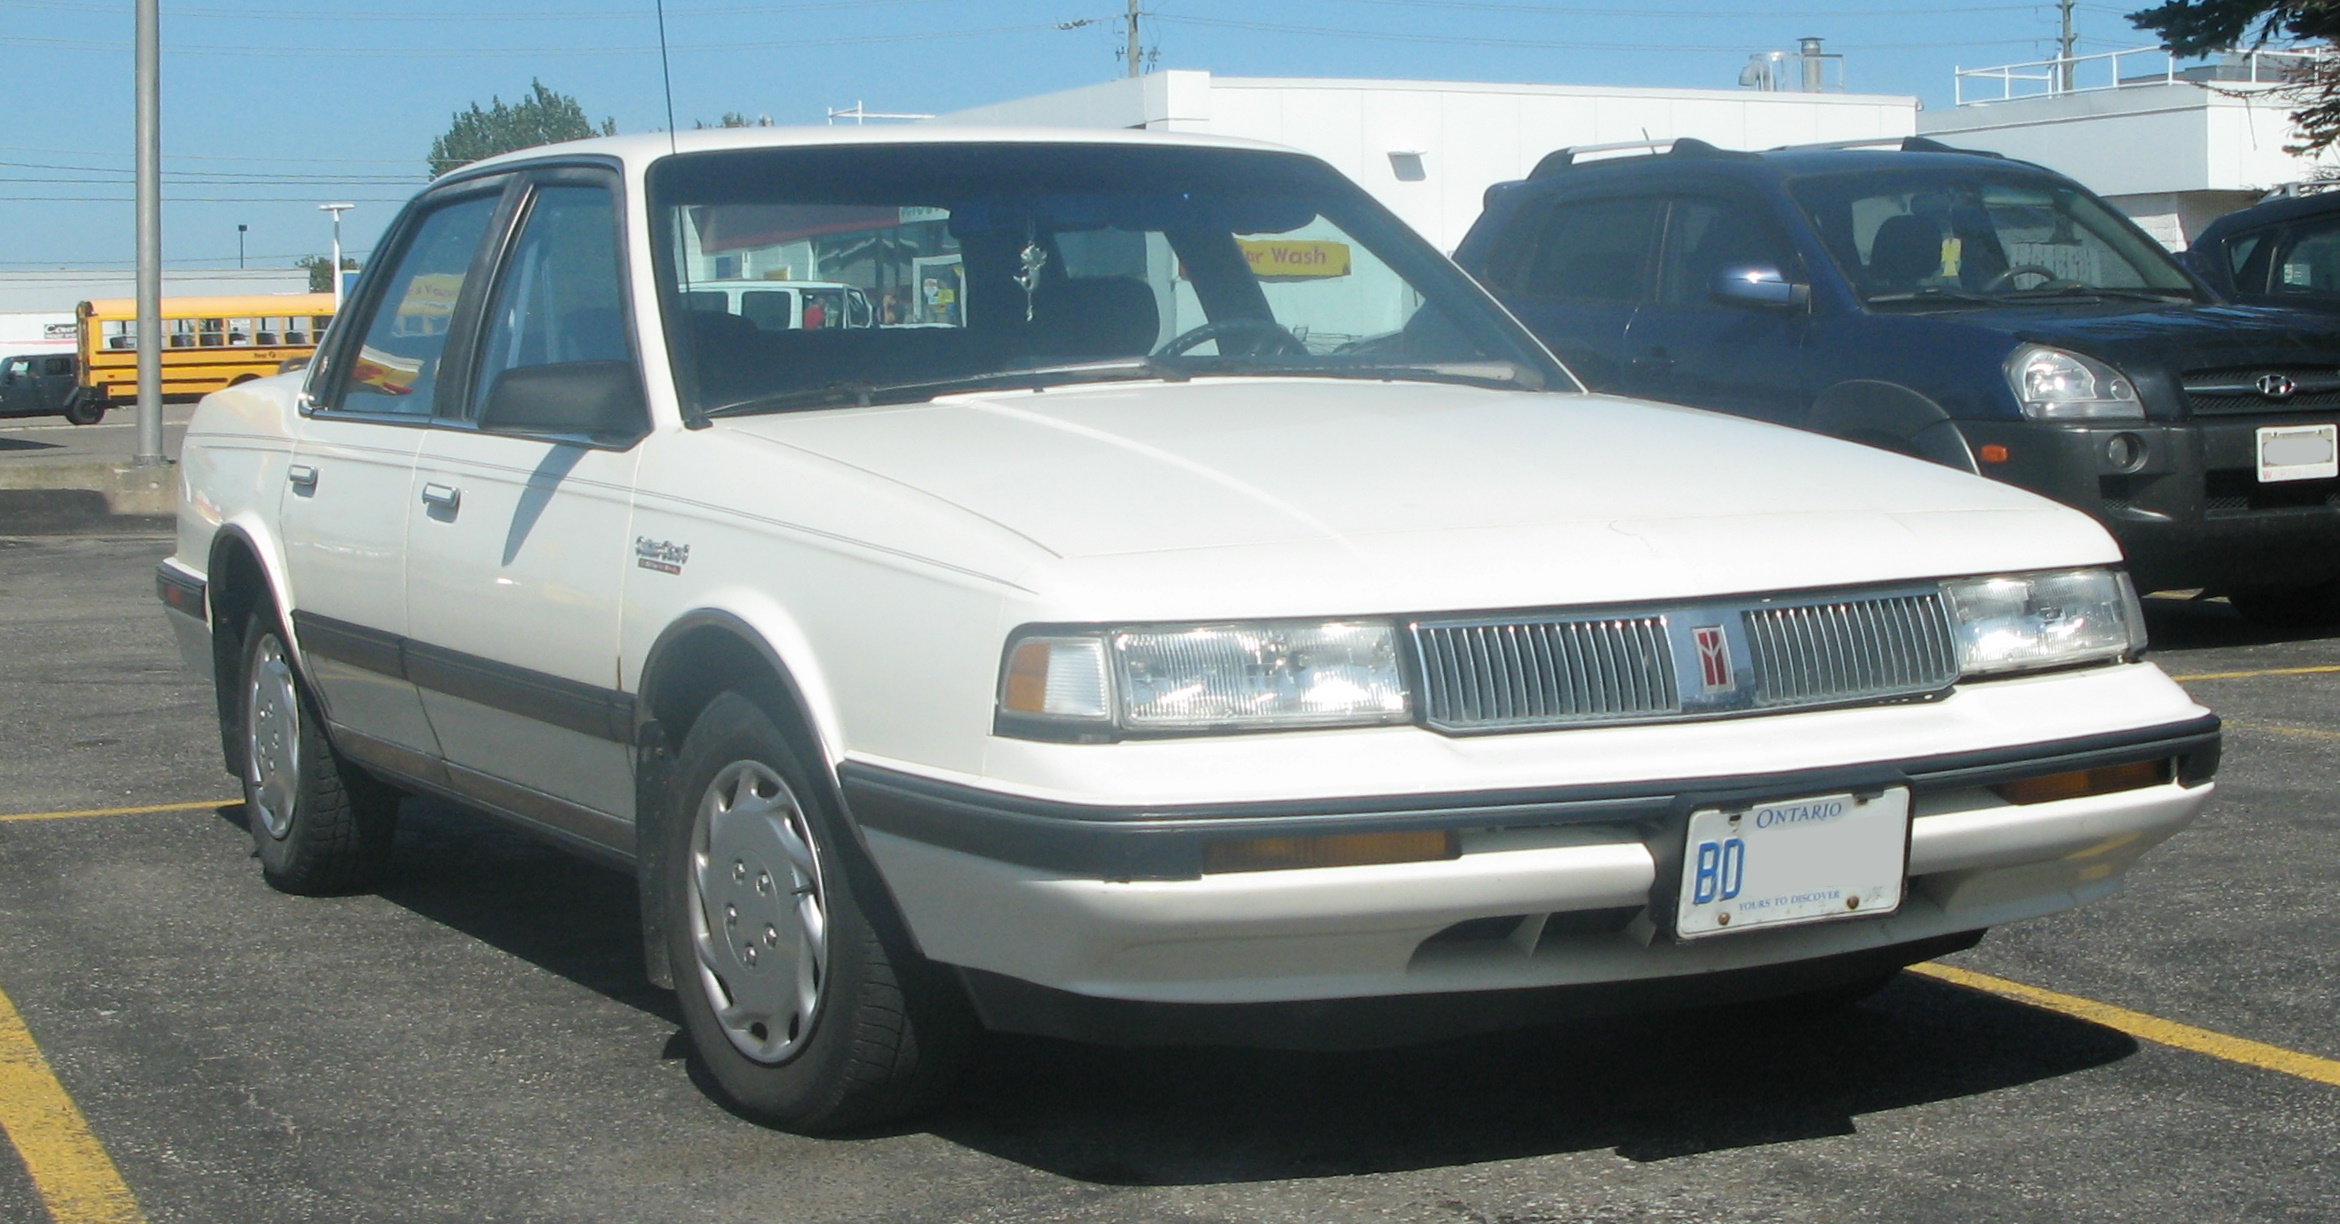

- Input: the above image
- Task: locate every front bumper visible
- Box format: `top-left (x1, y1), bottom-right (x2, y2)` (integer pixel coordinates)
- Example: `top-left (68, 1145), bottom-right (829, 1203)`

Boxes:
top-left (845, 711), bottom-right (2217, 1033)
top-left (1961, 418), bottom-right (2340, 592)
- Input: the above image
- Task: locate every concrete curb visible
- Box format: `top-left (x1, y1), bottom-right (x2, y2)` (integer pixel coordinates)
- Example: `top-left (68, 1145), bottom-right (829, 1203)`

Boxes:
top-left (0, 461), bottom-right (177, 534)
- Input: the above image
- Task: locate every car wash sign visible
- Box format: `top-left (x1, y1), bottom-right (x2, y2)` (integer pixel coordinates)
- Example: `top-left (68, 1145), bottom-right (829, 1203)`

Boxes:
top-left (1236, 239), bottom-right (1351, 281)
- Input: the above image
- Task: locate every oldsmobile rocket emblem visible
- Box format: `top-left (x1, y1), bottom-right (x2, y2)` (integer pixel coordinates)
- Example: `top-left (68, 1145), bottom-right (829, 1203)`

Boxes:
top-left (1693, 625), bottom-right (1732, 693)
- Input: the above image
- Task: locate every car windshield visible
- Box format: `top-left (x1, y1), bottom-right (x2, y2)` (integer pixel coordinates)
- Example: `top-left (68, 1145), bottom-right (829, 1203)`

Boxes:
top-left (648, 142), bottom-right (1573, 416)
top-left (1788, 168), bottom-right (2199, 307)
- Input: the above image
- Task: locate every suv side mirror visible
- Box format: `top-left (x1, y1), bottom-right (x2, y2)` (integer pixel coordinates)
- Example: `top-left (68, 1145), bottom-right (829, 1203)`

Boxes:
top-left (478, 361), bottom-right (646, 442)
top-left (1712, 263), bottom-right (1810, 309)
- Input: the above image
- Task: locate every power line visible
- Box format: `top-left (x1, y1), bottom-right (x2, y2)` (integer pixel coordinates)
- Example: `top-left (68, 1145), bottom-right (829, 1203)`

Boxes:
top-left (0, 0), bottom-right (964, 19)
top-left (1155, 14), bottom-right (2051, 52)
top-left (0, 23), bottom-right (1060, 58)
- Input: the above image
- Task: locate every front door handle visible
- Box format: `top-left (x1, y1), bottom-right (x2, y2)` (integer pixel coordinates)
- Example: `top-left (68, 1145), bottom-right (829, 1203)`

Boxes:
top-left (420, 482), bottom-right (461, 514)
top-left (286, 464), bottom-right (318, 493)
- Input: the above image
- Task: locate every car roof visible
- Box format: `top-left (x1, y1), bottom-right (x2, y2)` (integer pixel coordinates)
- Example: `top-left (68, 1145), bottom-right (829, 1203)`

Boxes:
top-left (2194, 190), bottom-right (2340, 245)
top-left (457, 123), bottom-right (1309, 176)
top-left (1503, 138), bottom-right (2056, 196)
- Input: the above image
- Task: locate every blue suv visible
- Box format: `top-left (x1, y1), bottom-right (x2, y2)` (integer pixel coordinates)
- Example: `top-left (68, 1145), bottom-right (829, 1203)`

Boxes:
top-left (1454, 137), bottom-right (2340, 625)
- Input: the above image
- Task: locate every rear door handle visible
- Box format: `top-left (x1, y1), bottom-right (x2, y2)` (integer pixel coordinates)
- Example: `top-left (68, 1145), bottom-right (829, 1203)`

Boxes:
top-left (286, 464), bottom-right (318, 492)
top-left (420, 482), bottom-right (461, 513)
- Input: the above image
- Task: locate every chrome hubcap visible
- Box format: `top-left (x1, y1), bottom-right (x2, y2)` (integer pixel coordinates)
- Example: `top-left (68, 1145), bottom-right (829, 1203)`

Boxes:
top-left (689, 760), bottom-right (827, 1063)
top-left (244, 634), bottom-right (300, 840)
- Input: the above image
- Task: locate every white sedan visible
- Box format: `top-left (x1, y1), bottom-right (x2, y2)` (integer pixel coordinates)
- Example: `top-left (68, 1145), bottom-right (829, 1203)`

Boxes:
top-left (158, 126), bottom-right (2217, 1132)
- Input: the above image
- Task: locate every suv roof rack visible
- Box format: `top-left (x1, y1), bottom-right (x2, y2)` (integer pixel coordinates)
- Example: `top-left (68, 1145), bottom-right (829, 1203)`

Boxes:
top-left (1766, 134), bottom-right (2005, 159)
top-left (1526, 136), bottom-right (1756, 179)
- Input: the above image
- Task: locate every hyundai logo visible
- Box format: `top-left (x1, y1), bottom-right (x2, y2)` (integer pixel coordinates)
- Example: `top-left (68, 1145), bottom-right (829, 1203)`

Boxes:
top-left (2257, 373), bottom-right (2300, 400)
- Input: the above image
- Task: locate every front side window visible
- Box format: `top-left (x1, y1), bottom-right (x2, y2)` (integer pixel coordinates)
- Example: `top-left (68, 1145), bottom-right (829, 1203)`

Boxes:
top-left (1656, 197), bottom-right (1799, 307)
top-left (1790, 170), bottom-right (2197, 307)
top-left (330, 193), bottom-right (499, 416)
top-left (2272, 216), bottom-right (2340, 296)
top-left (650, 143), bottom-right (1571, 417)
top-left (473, 184), bottom-right (630, 415)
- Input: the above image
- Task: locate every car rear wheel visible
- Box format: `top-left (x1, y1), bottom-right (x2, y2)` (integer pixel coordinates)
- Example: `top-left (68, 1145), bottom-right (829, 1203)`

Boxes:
top-left (663, 692), bottom-right (971, 1133)
top-left (237, 614), bottom-right (399, 893)
top-left (62, 394), bottom-right (104, 426)
top-left (2229, 578), bottom-right (2340, 628)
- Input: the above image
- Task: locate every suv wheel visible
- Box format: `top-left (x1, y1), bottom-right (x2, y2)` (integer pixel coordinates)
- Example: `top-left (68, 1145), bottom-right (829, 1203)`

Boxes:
top-left (62, 394), bottom-right (105, 426)
top-left (236, 614), bottom-right (399, 892)
top-left (664, 692), bottom-right (971, 1132)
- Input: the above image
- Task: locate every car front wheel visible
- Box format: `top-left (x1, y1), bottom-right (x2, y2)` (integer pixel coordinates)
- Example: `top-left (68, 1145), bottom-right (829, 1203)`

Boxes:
top-left (664, 692), bottom-right (971, 1133)
top-left (237, 614), bottom-right (399, 893)
top-left (2229, 578), bottom-right (2340, 628)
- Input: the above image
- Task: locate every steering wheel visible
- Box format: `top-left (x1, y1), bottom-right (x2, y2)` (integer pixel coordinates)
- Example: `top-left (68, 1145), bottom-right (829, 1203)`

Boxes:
top-left (1155, 317), bottom-right (1309, 358)
top-left (1984, 264), bottom-right (2085, 292)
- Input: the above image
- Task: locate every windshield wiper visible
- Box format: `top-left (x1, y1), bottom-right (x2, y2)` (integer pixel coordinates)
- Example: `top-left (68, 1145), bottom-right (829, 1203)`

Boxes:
top-left (701, 357), bottom-right (1187, 418)
top-left (1864, 288), bottom-right (2004, 307)
top-left (2001, 285), bottom-right (2197, 303)
top-left (1178, 358), bottom-right (1550, 391)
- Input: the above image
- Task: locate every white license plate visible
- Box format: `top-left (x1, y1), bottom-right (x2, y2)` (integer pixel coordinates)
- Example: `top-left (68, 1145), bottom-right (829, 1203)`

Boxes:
top-left (2258, 424), bottom-right (2339, 483)
top-left (1674, 788), bottom-right (1909, 940)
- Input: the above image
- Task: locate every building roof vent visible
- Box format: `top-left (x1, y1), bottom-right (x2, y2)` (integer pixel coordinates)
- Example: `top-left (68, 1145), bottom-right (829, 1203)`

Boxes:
top-left (1741, 37), bottom-right (1843, 92)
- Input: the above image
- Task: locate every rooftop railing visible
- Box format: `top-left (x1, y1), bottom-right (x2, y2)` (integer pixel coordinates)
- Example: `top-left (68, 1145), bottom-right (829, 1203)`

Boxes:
top-left (1954, 45), bottom-right (2329, 106)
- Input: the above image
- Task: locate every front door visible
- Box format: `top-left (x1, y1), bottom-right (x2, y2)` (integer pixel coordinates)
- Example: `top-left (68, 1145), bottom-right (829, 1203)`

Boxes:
top-left (404, 175), bottom-right (646, 846)
top-left (1621, 193), bottom-right (1810, 425)
top-left (278, 189), bottom-right (504, 758)
top-left (1478, 193), bottom-right (1662, 393)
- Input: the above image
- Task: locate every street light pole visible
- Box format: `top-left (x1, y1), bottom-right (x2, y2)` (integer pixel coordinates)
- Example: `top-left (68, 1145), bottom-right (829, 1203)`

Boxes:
top-left (237, 223), bottom-right (246, 269)
top-left (132, 0), bottom-right (164, 467)
top-left (318, 202), bottom-right (353, 310)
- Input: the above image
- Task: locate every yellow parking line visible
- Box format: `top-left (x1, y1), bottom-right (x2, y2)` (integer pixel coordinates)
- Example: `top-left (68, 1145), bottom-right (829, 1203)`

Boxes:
top-left (1913, 962), bottom-right (2340, 1089)
top-left (2167, 663), bottom-right (2340, 682)
top-left (0, 800), bottom-right (239, 824)
top-left (0, 982), bottom-right (144, 1224)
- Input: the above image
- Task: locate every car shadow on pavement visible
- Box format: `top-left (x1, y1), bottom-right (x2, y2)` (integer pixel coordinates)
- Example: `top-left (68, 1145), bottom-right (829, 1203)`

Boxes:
top-left (361, 796), bottom-right (682, 1027)
top-left (924, 973), bottom-right (2138, 1183)
top-left (2143, 595), bottom-right (2339, 650)
top-left (0, 437), bottom-right (61, 451)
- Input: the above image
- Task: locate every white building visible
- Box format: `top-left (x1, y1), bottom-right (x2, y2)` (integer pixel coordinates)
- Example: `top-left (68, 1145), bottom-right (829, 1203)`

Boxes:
top-left (1921, 46), bottom-right (2340, 249)
top-left (937, 70), bottom-right (1918, 252)
top-left (0, 268), bottom-right (311, 357)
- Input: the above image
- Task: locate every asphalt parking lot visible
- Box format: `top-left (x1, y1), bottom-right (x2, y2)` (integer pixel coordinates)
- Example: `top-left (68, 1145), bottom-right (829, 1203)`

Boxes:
top-left (1, 531), bottom-right (2334, 1224)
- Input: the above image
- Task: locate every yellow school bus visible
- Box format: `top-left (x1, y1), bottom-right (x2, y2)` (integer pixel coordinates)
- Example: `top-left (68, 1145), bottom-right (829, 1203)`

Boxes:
top-left (76, 293), bottom-right (337, 409)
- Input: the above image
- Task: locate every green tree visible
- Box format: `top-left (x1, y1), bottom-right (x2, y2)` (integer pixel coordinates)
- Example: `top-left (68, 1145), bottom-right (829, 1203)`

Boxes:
top-left (694, 112), bottom-right (775, 129)
top-left (427, 80), bottom-right (616, 178)
top-left (296, 254), bottom-right (359, 294)
top-left (2129, 0), bottom-right (2340, 152)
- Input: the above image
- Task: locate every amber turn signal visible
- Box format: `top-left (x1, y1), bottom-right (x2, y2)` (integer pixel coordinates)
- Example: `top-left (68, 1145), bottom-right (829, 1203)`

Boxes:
top-left (1993, 758), bottom-right (2169, 805)
top-left (1979, 443), bottom-right (2011, 464)
top-left (1203, 829), bottom-right (1459, 874)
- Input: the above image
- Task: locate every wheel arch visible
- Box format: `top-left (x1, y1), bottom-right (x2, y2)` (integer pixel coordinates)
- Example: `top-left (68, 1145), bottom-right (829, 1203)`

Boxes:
top-left (630, 608), bottom-right (856, 990)
top-left (204, 521), bottom-right (300, 777)
top-left (1807, 380), bottom-right (1979, 473)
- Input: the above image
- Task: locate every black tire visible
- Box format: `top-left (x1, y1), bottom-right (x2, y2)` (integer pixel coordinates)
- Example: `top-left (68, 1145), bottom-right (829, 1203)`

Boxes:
top-left (664, 692), bottom-right (971, 1133)
top-left (2230, 579), bottom-right (2340, 628)
top-left (234, 613), bottom-right (399, 893)
top-left (62, 394), bottom-right (105, 426)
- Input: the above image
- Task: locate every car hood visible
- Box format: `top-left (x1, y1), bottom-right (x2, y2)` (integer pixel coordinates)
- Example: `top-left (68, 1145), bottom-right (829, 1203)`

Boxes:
top-left (1950, 299), bottom-right (2340, 372)
top-left (718, 378), bottom-right (2116, 611)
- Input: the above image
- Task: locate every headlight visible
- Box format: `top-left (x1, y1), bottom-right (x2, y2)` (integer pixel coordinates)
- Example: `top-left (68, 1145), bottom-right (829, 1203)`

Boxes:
top-left (997, 620), bottom-right (1411, 738)
top-left (1942, 568), bottom-right (2145, 677)
top-left (2005, 344), bottom-right (2143, 420)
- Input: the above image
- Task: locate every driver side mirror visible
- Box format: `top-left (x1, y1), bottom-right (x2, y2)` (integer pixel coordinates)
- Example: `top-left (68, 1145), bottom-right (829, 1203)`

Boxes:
top-left (1712, 263), bottom-right (1810, 309)
top-left (478, 360), bottom-right (646, 443)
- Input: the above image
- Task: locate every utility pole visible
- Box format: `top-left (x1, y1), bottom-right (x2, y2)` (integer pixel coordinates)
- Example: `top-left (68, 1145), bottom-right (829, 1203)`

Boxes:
top-left (1125, 0), bottom-right (1142, 78)
top-left (133, 0), bottom-right (164, 467)
top-left (2057, 0), bottom-right (2078, 93)
top-left (319, 202), bottom-right (353, 310)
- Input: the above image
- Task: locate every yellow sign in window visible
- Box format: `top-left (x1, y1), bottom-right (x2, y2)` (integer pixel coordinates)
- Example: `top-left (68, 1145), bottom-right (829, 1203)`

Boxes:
top-left (1237, 239), bottom-right (1351, 281)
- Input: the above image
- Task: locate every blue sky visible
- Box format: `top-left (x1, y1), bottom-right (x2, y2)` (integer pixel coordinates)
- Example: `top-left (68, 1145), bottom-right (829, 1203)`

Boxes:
top-left (1, 0), bottom-right (2155, 275)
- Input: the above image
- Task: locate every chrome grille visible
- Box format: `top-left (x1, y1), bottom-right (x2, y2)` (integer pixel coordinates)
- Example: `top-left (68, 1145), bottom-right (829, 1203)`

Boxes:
top-left (1742, 594), bottom-right (1958, 706)
top-left (1413, 617), bottom-right (1678, 729)
top-left (1412, 587), bottom-right (1959, 733)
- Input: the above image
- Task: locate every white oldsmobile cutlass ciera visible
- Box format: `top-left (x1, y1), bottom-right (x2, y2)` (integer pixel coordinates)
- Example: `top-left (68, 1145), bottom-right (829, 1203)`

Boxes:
top-left (159, 127), bottom-right (2218, 1131)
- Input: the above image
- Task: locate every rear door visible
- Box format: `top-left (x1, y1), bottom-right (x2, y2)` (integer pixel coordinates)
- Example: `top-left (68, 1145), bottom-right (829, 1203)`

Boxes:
top-left (1622, 191), bottom-right (1811, 424)
top-left (278, 183), bottom-right (505, 759)
top-left (1474, 192), bottom-right (1661, 392)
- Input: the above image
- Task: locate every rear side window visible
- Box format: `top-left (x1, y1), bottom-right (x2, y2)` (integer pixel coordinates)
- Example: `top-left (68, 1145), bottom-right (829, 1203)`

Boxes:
top-left (2273, 217), bottom-right (2340, 295)
top-left (328, 194), bottom-right (500, 417)
top-left (1490, 195), bottom-right (1662, 303)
